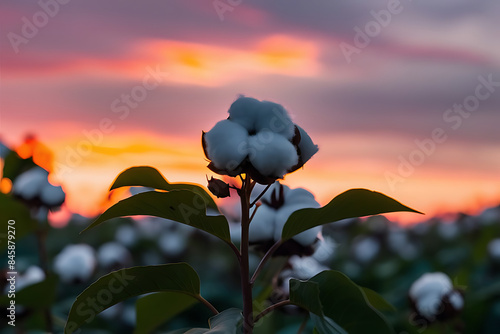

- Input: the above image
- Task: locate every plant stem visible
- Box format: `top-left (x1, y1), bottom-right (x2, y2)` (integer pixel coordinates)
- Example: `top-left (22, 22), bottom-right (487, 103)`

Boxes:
top-left (250, 240), bottom-right (282, 285)
top-left (35, 209), bottom-right (53, 333)
top-left (240, 176), bottom-right (254, 333)
top-left (254, 300), bottom-right (291, 323)
top-left (196, 295), bottom-right (219, 315)
top-left (250, 183), bottom-right (272, 208)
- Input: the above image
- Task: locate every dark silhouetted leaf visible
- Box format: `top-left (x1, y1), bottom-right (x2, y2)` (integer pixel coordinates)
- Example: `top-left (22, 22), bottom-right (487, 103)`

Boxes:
top-left (65, 264), bottom-right (204, 334)
top-left (110, 166), bottom-right (218, 210)
top-left (83, 190), bottom-right (231, 243)
top-left (282, 188), bottom-right (422, 241)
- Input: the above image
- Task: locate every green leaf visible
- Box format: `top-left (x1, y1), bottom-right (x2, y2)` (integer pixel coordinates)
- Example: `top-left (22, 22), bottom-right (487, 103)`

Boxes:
top-left (289, 279), bottom-right (323, 316)
top-left (83, 190), bottom-right (231, 243)
top-left (310, 314), bottom-right (348, 334)
top-left (282, 188), bottom-right (422, 241)
top-left (166, 309), bottom-right (242, 334)
top-left (361, 287), bottom-right (396, 312)
top-left (109, 166), bottom-right (218, 210)
top-left (0, 193), bottom-right (37, 249)
top-left (65, 263), bottom-right (204, 334)
top-left (135, 292), bottom-right (198, 334)
top-left (0, 275), bottom-right (58, 309)
top-left (289, 270), bottom-right (394, 334)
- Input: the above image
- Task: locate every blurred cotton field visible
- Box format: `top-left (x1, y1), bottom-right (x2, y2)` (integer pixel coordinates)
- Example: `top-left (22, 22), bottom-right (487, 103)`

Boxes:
top-left (0, 136), bottom-right (499, 333)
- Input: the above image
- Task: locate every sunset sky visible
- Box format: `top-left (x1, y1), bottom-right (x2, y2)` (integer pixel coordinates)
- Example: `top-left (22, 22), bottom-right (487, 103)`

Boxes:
top-left (1, 0), bottom-right (499, 224)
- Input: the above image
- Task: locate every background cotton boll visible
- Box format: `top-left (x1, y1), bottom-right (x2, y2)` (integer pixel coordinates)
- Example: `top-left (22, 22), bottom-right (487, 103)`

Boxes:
top-left (292, 225), bottom-right (322, 247)
top-left (295, 125), bottom-right (319, 164)
top-left (40, 184), bottom-right (65, 207)
top-left (283, 188), bottom-right (318, 207)
top-left (227, 96), bottom-right (262, 132)
top-left (97, 242), bottom-right (131, 268)
top-left (11, 266), bottom-right (45, 292)
top-left (249, 205), bottom-right (276, 243)
top-left (12, 167), bottom-right (49, 200)
top-left (53, 244), bottom-right (96, 283)
top-left (229, 222), bottom-right (242, 243)
top-left (122, 304), bottom-right (137, 326)
top-left (257, 182), bottom-right (291, 204)
top-left (204, 119), bottom-right (249, 170)
top-left (247, 134), bottom-right (298, 178)
top-left (0, 140), bottom-right (10, 158)
top-left (159, 232), bottom-right (188, 257)
top-left (255, 101), bottom-right (295, 139)
top-left (352, 236), bottom-right (381, 264)
top-left (487, 238), bottom-right (500, 261)
top-left (409, 272), bottom-right (453, 319)
top-left (287, 255), bottom-right (328, 280)
top-left (437, 221), bottom-right (460, 240)
top-left (312, 236), bottom-right (337, 263)
top-left (448, 290), bottom-right (464, 310)
top-left (115, 225), bottom-right (138, 247)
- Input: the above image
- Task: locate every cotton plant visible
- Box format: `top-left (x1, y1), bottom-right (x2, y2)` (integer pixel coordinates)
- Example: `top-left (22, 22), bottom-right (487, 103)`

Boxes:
top-left (65, 96), bottom-right (421, 334)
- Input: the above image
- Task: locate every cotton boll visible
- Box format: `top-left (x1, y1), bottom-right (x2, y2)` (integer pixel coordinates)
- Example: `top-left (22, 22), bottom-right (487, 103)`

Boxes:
top-left (159, 232), bottom-right (188, 257)
top-left (284, 187), bottom-right (318, 207)
top-left (312, 236), bottom-right (337, 263)
top-left (257, 182), bottom-right (291, 204)
top-left (249, 205), bottom-right (276, 243)
top-left (437, 221), bottom-right (460, 240)
top-left (115, 225), bottom-right (138, 247)
top-left (248, 133), bottom-right (298, 178)
top-left (40, 184), bottom-right (65, 207)
top-left (97, 242), bottom-right (131, 268)
top-left (488, 238), bottom-right (500, 261)
top-left (14, 266), bottom-right (45, 291)
top-left (122, 304), bottom-right (137, 326)
top-left (448, 291), bottom-right (464, 310)
top-left (352, 236), bottom-right (380, 264)
top-left (53, 244), bottom-right (96, 283)
top-left (227, 96), bottom-right (262, 132)
top-left (12, 167), bottom-right (49, 200)
top-left (288, 255), bottom-right (328, 280)
top-left (204, 120), bottom-right (249, 171)
top-left (296, 125), bottom-right (318, 164)
top-left (255, 101), bottom-right (294, 139)
top-left (229, 222), bottom-right (242, 243)
top-left (409, 272), bottom-right (453, 319)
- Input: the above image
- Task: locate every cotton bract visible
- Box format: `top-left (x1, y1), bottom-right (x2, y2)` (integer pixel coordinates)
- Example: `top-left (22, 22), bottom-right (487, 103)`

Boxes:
top-left (249, 182), bottom-right (321, 247)
top-left (203, 96), bottom-right (318, 184)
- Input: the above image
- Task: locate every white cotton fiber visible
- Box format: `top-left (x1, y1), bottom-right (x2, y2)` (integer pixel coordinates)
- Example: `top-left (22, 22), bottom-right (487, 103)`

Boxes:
top-left (13, 167), bottom-right (49, 200)
top-left (115, 225), bottom-right (138, 247)
top-left (53, 244), bottom-right (96, 283)
top-left (296, 125), bottom-right (319, 164)
top-left (488, 238), bottom-right (500, 260)
top-left (159, 232), bottom-right (187, 257)
top-left (448, 290), bottom-right (464, 310)
top-left (15, 266), bottom-right (45, 291)
top-left (284, 187), bottom-right (318, 207)
top-left (40, 184), bottom-right (65, 207)
top-left (227, 96), bottom-right (262, 132)
top-left (204, 120), bottom-right (249, 171)
top-left (288, 255), bottom-right (328, 280)
top-left (248, 133), bottom-right (298, 178)
top-left (409, 272), bottom-right (453, 319)
top-left (97, 242), bottom-right (130, 267)
top-left (352, 236), bottom-right (380, 263)
top-left (255, 101), bottom-right (294, 139)
top-left (249, 205), bottom-right (276, 243)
